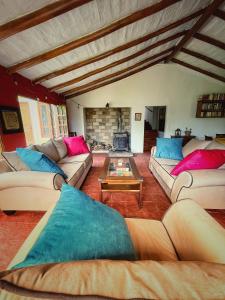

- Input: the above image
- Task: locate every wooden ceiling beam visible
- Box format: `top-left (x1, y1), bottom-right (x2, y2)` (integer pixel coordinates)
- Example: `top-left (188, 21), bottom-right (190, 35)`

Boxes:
top-left (181, 48), bottom-right (225, 69)
top-left (8, 0), bottom-right (180, 74)
top-left (194, 32), bottom-right (225, 50)
top-left (34, 8), bottom-right (204, 84)
top-left (65, 57), bottom-right (167, 99)
top-left (172, 58), bottom-right (225, 83)
top-left (51, 30), bottom-right (185, 91)
top-left (63, 55), bottom-right (168, 96)
top-left (52, 47), bottom-right (174, 90)
top-left (0, 0), bottom-right (91, 41)
top-left (166, 0), bottom-right (225, 62)
top-left (214, 8), bottom-right (225, 20)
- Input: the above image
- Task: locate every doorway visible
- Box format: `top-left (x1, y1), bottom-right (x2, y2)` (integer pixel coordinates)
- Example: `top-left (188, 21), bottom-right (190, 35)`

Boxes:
top-left (144, 106), bottom-right (166, 152)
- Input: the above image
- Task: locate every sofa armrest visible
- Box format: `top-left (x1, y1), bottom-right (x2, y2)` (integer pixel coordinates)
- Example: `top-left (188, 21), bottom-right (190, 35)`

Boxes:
top-left (171, 169), bottom-right (225, 203)
top-left (0, 171), bottom-right (65, 191)
top-left (151, 146), bottom-right (156, 157)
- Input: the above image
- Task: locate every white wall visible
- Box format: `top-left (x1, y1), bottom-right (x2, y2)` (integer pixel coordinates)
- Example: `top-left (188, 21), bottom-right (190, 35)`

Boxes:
top-left (67, 64), bottom-right (225, 153)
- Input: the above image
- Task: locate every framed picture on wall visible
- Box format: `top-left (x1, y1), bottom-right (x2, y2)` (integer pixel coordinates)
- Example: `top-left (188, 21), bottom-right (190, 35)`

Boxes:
top-left (135, 113), bottom-right (142, 121)
top-left (0, 106), bottom-right (24, 134)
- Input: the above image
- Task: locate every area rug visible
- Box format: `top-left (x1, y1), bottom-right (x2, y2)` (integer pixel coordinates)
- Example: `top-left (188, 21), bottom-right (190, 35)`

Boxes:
top-left (0, 153), bottom-right (224, 271)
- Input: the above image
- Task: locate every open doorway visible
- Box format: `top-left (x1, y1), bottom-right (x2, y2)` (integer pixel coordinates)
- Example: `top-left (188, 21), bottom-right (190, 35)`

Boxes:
top-left (144, 106), bottom-right (166, 152)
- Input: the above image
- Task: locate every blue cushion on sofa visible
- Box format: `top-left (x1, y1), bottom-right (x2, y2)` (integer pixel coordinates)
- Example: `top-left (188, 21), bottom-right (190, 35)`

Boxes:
top-left (16, 147), bottom-right (67, 179)
top-left (155, 138), bottom-right (183, 160)
top-left (12, 184), bottom-right (136, 269)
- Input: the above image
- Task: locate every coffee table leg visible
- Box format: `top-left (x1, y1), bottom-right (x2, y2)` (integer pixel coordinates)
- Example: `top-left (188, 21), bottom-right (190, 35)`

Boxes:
top-left (99, 182), bottom-right (103, 202)
top-left (138, 183), bottom-right (143, 208)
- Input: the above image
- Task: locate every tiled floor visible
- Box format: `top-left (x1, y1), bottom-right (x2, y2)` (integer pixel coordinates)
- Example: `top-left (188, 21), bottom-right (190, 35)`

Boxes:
top-left (0, 153), bottom-right (224, 271)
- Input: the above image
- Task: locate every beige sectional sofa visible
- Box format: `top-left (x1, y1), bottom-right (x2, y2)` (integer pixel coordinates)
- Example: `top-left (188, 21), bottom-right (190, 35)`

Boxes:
top-left (1, 200), bottom-right (225, 299)
top-left (149, 139), bottom-right (225, 209)
top-left (0, 138), bottom-right (92, 211)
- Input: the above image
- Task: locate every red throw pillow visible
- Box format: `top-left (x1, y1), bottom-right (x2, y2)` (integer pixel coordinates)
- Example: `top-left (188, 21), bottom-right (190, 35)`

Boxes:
top-left (64, 136), bottom-right (89, 156)
top-left (171, 149), bottom-right (225, 176)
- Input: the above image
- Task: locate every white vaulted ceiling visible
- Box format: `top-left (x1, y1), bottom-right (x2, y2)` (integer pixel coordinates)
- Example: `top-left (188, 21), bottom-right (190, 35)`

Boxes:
top-left (0, 0), bottom-right (224, 99)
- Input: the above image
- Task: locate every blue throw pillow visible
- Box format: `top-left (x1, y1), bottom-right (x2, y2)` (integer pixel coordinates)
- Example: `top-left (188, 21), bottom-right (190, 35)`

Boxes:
top-left (155, 138), bottom-right (183, 160)
top-left (16, 147), bottom-right (67, 179)
top-left (12, 184), bottom-right (136, 269)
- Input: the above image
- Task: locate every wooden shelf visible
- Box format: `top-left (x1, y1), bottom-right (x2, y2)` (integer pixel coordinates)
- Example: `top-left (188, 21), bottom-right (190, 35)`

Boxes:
top-left (196, 96), bottom-right (225, 118)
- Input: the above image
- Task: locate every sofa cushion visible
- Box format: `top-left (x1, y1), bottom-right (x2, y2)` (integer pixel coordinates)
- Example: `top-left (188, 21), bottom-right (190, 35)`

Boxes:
top-left (153, 157), bottom-right (180, 166)
top-left (52, 138), bottom-right (67, 159)
top-left (35, 140), bottom-right (60, 162)
top-left (58, 162), bottom-right (84, 186)
top-left (155, 138), bottom-right (183, 160)
top-left (171, 150), bottom-right (225, 176)
top-left (12, 184), bottom-right (136, 269)
top-left (125, 218), bottom-right (178, 261)
top-left (64, 136), bottom-right (89, 156)
top-left (16, 148), bottom-right (67, 179)
top-left (1, 145), bottom-right (36, 171)
top-left (206, 140), bottom-right (225, 150)
top-left (58, 153), bottom-right (92, 168)
top-left (182, 139), bottom-right (211, 157)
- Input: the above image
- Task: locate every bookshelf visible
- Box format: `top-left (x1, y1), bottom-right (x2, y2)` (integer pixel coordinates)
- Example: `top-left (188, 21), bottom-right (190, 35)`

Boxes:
top-left (196, 93), bottom-right (225, 118)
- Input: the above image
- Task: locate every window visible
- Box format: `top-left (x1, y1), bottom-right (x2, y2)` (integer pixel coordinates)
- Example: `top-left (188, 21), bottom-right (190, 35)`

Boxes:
top-left (18, 96), bottom-right (68, 145)
top-left (51, 104), bottom-right (68, 138)
top-left (38, 102), bottom-right (53, 139)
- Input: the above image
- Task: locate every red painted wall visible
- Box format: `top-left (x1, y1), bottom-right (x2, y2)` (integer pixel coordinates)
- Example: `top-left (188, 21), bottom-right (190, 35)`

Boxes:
top-left (0, 65), bottom-right (65, 151)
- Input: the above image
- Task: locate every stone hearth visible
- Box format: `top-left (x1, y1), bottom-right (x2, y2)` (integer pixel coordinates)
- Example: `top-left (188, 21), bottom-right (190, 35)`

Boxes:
top-left (84, 107), bottom-right (130, 152)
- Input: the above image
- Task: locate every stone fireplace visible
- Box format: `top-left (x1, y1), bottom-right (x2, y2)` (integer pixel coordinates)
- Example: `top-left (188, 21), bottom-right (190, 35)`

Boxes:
top-left (84, 107), bottom-right (131, 152)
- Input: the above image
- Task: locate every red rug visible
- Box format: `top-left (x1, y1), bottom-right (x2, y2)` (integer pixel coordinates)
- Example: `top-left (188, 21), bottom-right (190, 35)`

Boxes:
top-left (0, 153), bottom-right (225, 271)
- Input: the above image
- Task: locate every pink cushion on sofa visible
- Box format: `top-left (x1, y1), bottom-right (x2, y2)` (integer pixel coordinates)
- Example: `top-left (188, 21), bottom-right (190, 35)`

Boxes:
top-left (63, 136), bottom-right (89, 156)
top-left (171, 150), bottom-right (225, 176)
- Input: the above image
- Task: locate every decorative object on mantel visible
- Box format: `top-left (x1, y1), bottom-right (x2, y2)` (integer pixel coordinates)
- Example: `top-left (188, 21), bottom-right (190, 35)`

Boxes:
top-left (196, 93), bottom-right (225, 118)
top-left (135, 113), bottom-right (142, 121)
top-left (175, 128), bottom-right (181, 136)
top-left (105, 102), bottom-right (110, 109)
top-left (184, 128), bottom-right (192, 136)
top-left (0, 106), bottom-right (24, 134)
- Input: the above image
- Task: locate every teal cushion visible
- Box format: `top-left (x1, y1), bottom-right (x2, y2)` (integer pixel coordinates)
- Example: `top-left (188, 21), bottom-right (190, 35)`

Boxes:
top-left (155, 138), bottom-right (183, 160)
top-left (16, 148), bottom-right (67, 179)
top-left (12, 184), bottom-right (136, 269)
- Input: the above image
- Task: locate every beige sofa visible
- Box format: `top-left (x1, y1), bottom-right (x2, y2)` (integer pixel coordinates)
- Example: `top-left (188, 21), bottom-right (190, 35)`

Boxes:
top-left (149, 139), bottom-right (225, 209)
top-left (0, 138), bottom-right (92, 211)
top-left (1, 199), bottom-right (225, 299)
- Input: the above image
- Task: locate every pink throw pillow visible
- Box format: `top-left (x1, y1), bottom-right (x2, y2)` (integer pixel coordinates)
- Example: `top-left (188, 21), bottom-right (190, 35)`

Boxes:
top-left (171, 149), bottom-right (225, 176)
top-left (63, 136), bottom-right (89, 156)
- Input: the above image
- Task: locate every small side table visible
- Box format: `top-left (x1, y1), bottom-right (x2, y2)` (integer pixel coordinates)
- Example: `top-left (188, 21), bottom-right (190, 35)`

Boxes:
top-left (171, 135), bottom-right (196, 146)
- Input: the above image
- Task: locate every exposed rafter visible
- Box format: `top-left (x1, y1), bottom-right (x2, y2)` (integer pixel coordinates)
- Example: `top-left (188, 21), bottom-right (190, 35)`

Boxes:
top-left (214, 8), bottom-right (225, 20)
top-left (181, 48), bottom-right (225, 69)
top-left (8, 0), bottom-right (180, 74)
top-left (166, 0), bottom-right (224, 62)
top-left (51, 47), bottom-right (173, 91)
top-left (0, 0), bottom-right (91, 41)
top-left (51, 31), bottom-right (185, 91)
top-left (172, 58), bottom-right (225, 83)
top-left (194, 32), bottom-right (225, 50)
top-left (34, 8), bottom-right (204, 84)
top-left (63, 55), bottom-right (168, 96)
top-left (65, 57), bottom-right (167, 99)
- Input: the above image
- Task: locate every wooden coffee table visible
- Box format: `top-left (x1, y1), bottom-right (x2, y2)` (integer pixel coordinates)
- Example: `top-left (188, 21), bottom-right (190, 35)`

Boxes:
top-left (98, 157), bottom-right (144, 208)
